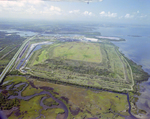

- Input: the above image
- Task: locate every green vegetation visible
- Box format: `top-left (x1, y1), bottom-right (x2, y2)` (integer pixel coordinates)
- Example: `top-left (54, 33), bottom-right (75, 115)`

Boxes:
top-left (22, 84), bottom-right (43, 96)
top-left (19, 95), bottom-right (45, 118)
top-left (124, 56), bottom-right (149, 83)
top-left (0, 31), bottom-right (25, 73)
top-left (26, 41), bottom-right (136, 91)
top-left (0, 75), bottom-right (130, 118)
top-left (0, 22), bottom-right (149, 119)
top-left (53, 42), bottom-right (102, 63)
top-left (43, 97), bottom-right (59, 107)
top-left (0, 93), bottom-right (20, 110)
top-left (0, 76), bottom-right (27, 112)
top-left (32, 78), bottom-right (129, 119)
top-left (33, 49), bottom-right (48, 65)
top-left (41, 108), bottom-right (65, 119)
top-left (1, 76), bottom-right (66, 118)
top-left (3, 76), bottom-right (27, 86)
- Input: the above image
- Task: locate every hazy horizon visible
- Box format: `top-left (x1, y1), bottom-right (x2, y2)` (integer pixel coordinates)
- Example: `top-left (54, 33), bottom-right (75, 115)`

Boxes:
top-left (0, 0), bottom-right (150, 25)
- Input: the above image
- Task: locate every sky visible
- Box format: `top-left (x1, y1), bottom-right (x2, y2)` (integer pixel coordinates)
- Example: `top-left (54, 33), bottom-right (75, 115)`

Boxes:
top-left (0, 0), bottom-right (150, 25)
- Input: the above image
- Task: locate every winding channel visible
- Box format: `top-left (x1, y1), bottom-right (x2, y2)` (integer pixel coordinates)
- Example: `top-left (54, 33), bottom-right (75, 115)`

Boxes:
top-left (2, 81), bottom-right (137, 119)
top-left (6, 82), bottom-right (68, 119)
top-left (3, 40), bottom-right (139, 119)
top-left (14, 41), bottom-right (136, 119)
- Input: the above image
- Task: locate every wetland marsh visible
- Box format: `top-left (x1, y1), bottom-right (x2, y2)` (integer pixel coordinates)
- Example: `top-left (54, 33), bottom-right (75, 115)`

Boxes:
top-left (0, 22), bottom-right (149, 119)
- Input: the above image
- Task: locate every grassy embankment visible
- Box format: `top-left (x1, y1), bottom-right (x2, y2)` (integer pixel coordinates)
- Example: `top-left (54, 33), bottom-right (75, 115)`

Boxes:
top-left (26, 42), bottom-right (134, 91)
top-left (13, 36), bottom-right (58, 72)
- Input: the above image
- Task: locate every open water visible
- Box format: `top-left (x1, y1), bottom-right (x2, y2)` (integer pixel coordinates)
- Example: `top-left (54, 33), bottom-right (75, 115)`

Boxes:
top-left (95, 24), bottom-right (150, 118)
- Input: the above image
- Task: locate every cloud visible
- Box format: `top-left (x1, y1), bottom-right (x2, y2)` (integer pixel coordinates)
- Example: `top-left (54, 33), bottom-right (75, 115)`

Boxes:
top-left (125, 14), bottom-right (134, 18)
top-left (140, 15), bottom-right (147, 18)
top-left (0, 0), bottom-right (62, 16)
top-left (39, 6), bottom-right (62, 15)
top-left (0, 1), bottom-right (23, 7)
top-left (0, 0), bottom-right (43, 13)
top-left (25, 0), bottom-right (44, 5)
top-left (1, 0), bottom-right (103, 2)
top-left (99, 11), bottom-right (105, 15)
top-left (50, 6), bottom-right (61, 12)
top-left (69, 10), bottom-right (80, 14)
top-left (137, 10), bottom-right (139, 13)
top-left (25, 6), bottom-right (36, 14)
top-left (0, 1), bottom-right (25, 12)
top-left (83, 11), bottom-right (92, 16)
top-left (0, 0), bottom-right (44, 8)
top-left (89, 12), bottom-right (92, 16)
top-left (0, 0), bottom-right (43, 4)
top-left (99, 11), bottom-right (117, 17)
top-left (119, 16), bottom-right (123, 19)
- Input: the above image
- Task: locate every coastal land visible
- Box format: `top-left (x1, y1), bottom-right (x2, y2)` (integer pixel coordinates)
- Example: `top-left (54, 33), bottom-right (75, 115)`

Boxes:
top-left (0, 23), bottom-right (149, 119)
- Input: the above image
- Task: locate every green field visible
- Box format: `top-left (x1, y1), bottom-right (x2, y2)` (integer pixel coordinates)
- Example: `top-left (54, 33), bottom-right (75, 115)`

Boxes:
top-left (1, 76), bottom-right (130, 118)
top-left (31, 78), bottom-right (129, 119)
top-left (53, 42), bottom-right (102, 63)
top-left (25, 41), bottom-right (134, 91)
top-left (1, 22), bottom-right (149, 119)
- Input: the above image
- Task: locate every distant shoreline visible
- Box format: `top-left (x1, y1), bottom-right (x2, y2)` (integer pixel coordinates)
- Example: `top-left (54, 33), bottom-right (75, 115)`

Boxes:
top-left (96, 36), bottom-right (125, 41)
